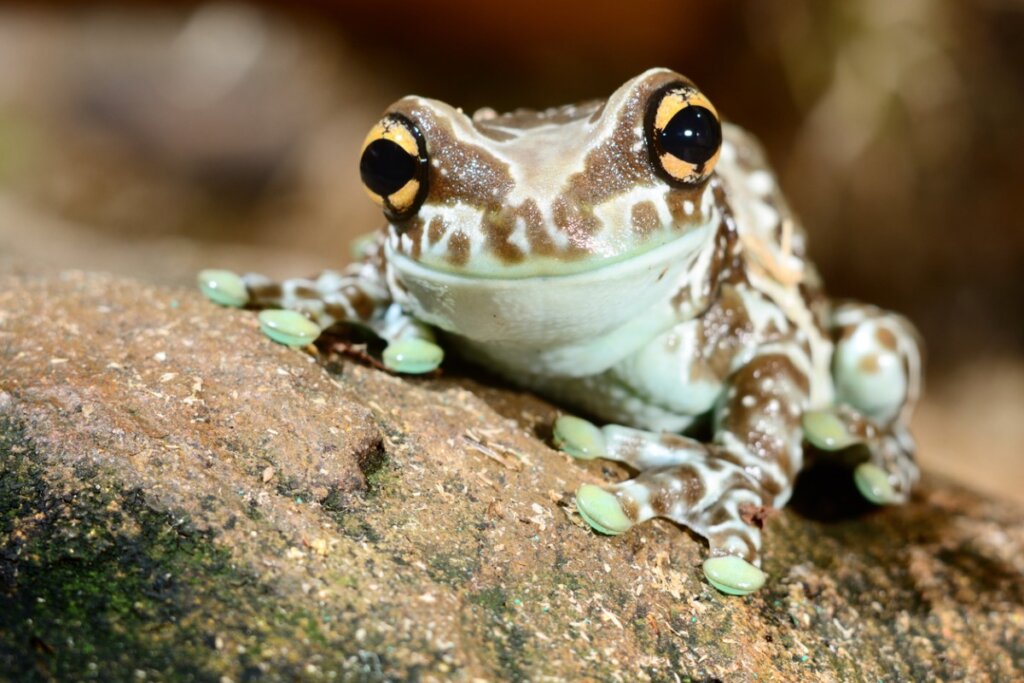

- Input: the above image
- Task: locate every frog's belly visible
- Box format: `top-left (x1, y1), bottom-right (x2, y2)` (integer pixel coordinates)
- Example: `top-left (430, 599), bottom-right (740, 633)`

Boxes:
top-left (453, 318), bottom-right (725, 434)
top-left (454, 298), bottom-right (831, 433)
top-left (522, 370), bottom-right (707, 433)
top-left (458, 335), bottom-right (712, 432)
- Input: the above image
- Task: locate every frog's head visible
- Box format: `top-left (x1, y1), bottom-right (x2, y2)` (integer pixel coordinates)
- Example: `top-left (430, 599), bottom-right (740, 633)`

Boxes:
top-left (358, 68), bottom-right (723, 279)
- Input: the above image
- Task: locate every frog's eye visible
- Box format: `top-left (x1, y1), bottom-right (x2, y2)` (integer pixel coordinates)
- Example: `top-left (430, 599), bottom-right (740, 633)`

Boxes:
top-left (645, 84), bottom-right (722, 186)
top-left (359, 113), bottom-right (429, 220)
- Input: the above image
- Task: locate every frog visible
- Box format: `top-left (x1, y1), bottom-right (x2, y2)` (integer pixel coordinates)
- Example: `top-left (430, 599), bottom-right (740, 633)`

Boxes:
top-left (198, 68), bottom-right (923, 596)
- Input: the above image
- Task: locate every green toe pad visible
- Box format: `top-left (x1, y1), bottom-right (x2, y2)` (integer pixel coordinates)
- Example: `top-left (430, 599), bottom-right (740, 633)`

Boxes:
top-left (854, 462), bottom-right (897, 505)
top-left (575, 484), bottom-right (633, 536)
top-left (258, 310), bottom-right (321, 347)
top-left (703, 556), bottom-right (766, 596)
top-left (382, 339), bottom-right (444, 374)
top-left (802, 410), bottom-right (859, 451)
top-left (553, 416), bottom-right (606, 460)
top-left (197, 269), bottom-right (248, 308)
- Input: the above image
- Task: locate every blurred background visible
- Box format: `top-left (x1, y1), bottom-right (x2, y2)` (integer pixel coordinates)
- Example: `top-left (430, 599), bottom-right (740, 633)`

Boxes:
top-left (0, 1), bottom-right (1020, 501)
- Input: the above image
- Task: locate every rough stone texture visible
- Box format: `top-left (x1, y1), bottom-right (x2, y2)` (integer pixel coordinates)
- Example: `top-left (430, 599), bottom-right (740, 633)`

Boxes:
top-left (1, 270), bottom-right (1022, 682)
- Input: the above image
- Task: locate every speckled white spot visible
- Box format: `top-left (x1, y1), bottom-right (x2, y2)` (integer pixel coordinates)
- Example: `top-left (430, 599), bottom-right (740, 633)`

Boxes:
top-left (747, 170), bottom-right (775, 195)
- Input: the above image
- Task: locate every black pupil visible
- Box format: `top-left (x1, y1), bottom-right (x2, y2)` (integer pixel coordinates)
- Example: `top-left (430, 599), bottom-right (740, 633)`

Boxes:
top-left (360, 138), bottom-right (418, 197)
top-left (658, 105), bottom-right (721, 165)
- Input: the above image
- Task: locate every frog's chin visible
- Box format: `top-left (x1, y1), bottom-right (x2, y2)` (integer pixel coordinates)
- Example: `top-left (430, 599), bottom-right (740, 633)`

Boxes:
top-left (385, 216), bottom-right (719, 349)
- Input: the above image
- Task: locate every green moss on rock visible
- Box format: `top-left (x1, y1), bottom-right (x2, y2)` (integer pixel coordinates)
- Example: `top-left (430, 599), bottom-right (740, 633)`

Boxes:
top-left (0, 417), bottom-right (353, 681)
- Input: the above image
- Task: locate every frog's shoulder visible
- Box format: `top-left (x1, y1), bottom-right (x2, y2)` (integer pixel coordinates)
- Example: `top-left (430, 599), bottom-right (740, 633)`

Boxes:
top-left (716, 122), bottom-right (816, 292)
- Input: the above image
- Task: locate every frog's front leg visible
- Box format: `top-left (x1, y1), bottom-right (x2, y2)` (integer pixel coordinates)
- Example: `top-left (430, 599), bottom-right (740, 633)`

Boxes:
top-left (557, 350), bottom-right (810, 596)
top-left (197, 250), bottom-right (442, 374)
top-left (803, 302), bottom-right (922, 504)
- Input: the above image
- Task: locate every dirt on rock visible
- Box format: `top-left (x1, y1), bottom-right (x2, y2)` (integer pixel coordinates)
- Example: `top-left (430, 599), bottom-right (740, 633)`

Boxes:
top-left (1, 270), bottom-right (1022, 682)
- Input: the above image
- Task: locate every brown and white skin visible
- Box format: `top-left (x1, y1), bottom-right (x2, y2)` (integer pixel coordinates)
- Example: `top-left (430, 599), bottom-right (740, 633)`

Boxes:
top-left (202, 68), bottom-right (923, 595)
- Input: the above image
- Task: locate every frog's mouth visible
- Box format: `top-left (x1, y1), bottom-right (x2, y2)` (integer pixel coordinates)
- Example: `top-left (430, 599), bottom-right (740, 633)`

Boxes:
top-left (385, 214), bottom-right (719, 349)
top-left (389, 180), bottom-right (717, 280)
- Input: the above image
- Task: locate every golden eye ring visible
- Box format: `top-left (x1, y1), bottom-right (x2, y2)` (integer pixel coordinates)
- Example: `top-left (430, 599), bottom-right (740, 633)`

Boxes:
top-left (645, 83), bottom-right (722, 186)
top-left (359, 113), bottom-right (429, 221)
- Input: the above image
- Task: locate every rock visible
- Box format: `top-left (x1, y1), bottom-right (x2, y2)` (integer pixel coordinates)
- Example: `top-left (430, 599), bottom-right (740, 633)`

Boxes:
top-left (1, 270), bottom-right (1022, 682)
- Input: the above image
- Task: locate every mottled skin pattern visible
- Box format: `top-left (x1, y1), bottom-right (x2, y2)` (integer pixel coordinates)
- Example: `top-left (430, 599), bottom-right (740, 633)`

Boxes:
top-left (201, 69), bottom-right (923, 595)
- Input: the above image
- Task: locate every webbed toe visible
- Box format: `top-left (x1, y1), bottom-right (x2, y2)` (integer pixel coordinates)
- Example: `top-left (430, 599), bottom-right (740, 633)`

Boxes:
top-left (802, 409), bottom-right (860, 451)
top-left (553, 416), bottom-right (606, 460)
top-left (575, 484), bottom-right (633, 536)
top-left (197, 269), bottom-right (249, 308)
top-left (702, 556), bottom-right (766, 596)
top-left (853, 462), bottom-right (899, 505)
top-left (258, 310), bottom-right (322, 347)
top-left (382, 339), bottom-right (444, 374)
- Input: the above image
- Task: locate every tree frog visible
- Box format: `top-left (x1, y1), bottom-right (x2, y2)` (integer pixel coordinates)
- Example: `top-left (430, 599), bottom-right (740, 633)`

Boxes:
top-left (199, 68), bottom-right (923, 596)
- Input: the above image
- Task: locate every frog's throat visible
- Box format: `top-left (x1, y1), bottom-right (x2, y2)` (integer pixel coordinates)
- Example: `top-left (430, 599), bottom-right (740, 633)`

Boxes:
top-left (384, 213), bottom-right (719, 350)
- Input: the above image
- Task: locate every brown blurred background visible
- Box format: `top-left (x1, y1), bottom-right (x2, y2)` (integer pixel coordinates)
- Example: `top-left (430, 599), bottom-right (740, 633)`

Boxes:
top-left (0, 1), bottom-right (1021, 501)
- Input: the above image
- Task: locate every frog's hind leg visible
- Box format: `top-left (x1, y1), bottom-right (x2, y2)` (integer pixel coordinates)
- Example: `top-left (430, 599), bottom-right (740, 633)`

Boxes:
top-left (559, 350), bottom-right (811, 595)
top-left (804, 302), bottom-right (923, 504)
top-left (198, 259), bottom-right (443, 373)
top-left (574, 456), bottom-right (768, 595)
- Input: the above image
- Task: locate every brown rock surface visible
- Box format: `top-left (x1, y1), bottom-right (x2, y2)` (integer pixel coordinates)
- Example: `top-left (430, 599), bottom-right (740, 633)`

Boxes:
top-left (1, 270), bottom-right (1022, 682)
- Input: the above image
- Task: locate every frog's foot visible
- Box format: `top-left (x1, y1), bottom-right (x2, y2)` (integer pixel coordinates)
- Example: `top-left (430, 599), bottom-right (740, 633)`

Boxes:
top-left (560, 418), bottom-right (768, 594)
top-left (802, 406), bottom-right (919, 505)
top-left (575, 459), bottom-right (768, 595)
top-left (197, 270), bottom-right (320, 347)
top-left (197, 267), bottom-right (444, 372)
